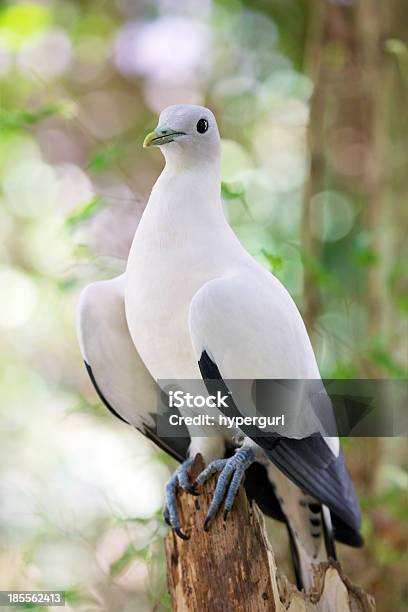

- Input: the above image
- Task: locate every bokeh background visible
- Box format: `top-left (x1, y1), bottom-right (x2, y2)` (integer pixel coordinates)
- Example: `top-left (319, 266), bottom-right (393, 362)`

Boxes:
top-left (0, 1), bottom-right (407, 610)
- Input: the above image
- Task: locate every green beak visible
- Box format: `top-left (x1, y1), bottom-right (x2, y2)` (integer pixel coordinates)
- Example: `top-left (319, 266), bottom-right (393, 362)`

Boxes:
top-left (143, 127), bottom-right (186, 148)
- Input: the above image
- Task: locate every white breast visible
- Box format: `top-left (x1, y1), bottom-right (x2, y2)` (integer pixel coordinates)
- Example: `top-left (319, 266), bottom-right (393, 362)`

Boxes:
top-left (125, 245), bottom-right (203, 380)
top-left (124, 167), bottom-right (238, 381)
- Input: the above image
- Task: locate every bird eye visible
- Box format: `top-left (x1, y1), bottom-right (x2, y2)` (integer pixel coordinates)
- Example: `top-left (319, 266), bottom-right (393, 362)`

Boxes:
top-left (196, 118), bottom-right (209, 134)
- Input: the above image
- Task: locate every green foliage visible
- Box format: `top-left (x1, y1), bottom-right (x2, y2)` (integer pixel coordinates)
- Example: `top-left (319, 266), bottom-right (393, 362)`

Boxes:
top-left (352, 246), bottom-right (379, 268)
top-left (88, 144), bottom-right (122, 173)
top-left (385, 38), bottom-right (408, 56)
top-left (70, 13), bottom-right (118, 41)
top-left (0, 3), bottom-right (51, 49)
top-left (65, 196), bottom-right (105, 228)
top-left (0, 101), bottom-right (75, 132)
top-left (222, 181), bottom-right (252, 217)
top-left (114, 515), bottom-right (158, 527)
top-left (368, 344), bottom-right (407, 378)
top-left (110, 544), bottom-right (149, 577)
top-left (159, 591), bottom-right (173, 611)
top-left (388, 262), bottom-right (408, 316)
top-left (298, 248), bottom-right (336, 288)
top-left (221, 181), bottom-right (245, 200)
top-left (64, 589), bottom-right (88, 606)
top-left (261, 248), bottom-right (284, 274)
top-left (328, 361), bottom-right (356, 379)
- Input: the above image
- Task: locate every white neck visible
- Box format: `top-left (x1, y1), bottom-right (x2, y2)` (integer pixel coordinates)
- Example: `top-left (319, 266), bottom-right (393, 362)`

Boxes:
top-left (145, 154), bottom-right (225, 232)
top-left (162, 139), bottom-right (221, 175)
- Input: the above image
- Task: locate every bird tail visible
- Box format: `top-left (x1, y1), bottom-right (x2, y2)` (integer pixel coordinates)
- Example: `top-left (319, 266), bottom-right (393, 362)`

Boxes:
top-left (287, 503), bottom-right (336, 592)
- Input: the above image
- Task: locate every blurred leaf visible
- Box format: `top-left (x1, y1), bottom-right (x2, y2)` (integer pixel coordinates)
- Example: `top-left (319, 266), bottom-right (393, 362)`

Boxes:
top-left (72, 243), bottom-right (93, 259)
top-left (380, 465), bottom-right (408, 491)
top-left (352, 232), bottom-right (380, 269)
top-left (388, 262), bottom-right (408, 315)
top-left (385, 38), bottom-right (408, 56)
top-left (65, 196), bottom-right (105, 228)
top-left (0, 101), bottom-right (77, 132)
top-left (57, 276), bottom-right (81, 292)
top-left (352, 246), bottom-right (379, 268)
top-left (115, 515), bottom-right (155, 526)
top-left (395, 294), bottom-right (408, 316)
top-left (221, 181), bottom-right (252, 217)
top-left (158, 591), bottom-right (172, 611)
top-left (261, 248), bottom-right (284, 274)
top-left (64, 589), bottom-right (87, 606)
top-left (88, 144), bottom-right (121, 173)
top-left (71, 13), bottom-right (118, 40)
top-left (221, 180), bottom-right (245, 200)
top-left (110, 543), bottom-right (148, 577)
top-left (369, 345), bottom-right (407, 378)
top-left (362, 486), bottom-right (408, 530)
top-left (297, 248), bottom-right (335, 288)
top-left (0, 3), bottom-right (51, 50)
top-left (328, 361), bottom-right (356, 378)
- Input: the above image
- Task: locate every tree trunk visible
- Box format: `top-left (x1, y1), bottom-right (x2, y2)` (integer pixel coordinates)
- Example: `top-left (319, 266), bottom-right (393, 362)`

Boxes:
top-left (301, 0), bottom-right (403, 374)
top-left (301, 0), bottom-right (326, 337)
top-left (165, 455), bottom-right (375, 612)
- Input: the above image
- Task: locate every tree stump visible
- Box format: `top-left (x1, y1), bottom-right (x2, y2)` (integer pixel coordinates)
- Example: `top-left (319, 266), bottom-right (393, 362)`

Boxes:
top-left (165, 455), bottom-right (375, 612)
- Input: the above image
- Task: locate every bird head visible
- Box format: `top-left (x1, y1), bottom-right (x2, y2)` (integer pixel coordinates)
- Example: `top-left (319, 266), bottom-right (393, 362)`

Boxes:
top-left (143, 104), bottom-right (220, 166)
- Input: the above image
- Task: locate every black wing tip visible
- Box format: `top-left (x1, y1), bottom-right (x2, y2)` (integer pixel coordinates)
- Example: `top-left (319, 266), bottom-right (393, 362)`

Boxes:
top-left (333, 518), bottom-right (364, 548)
top-left (197, 353), bottom-right (364, 548)
top-left (83, 361), bottom-right (131, 426)
top-left (199, 350), bottom-right (222, 380)
top-left (269, 439), bottom-right (362, 532)
top-left (141, 421), bottom-right (189, 464)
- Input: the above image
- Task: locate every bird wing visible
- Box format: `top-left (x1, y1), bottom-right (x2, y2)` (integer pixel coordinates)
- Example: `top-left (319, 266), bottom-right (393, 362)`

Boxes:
top-left (76, 274), bottom-right (190, 461)
top-left (77, 273), bottom-right (289, 526)
top-left (188, 270), bottom-right (362, 544)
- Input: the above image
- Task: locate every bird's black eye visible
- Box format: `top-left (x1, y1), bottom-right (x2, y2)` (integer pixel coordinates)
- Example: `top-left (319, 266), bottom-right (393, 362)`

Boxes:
top-left (196, 118), bottom-right (209, 134)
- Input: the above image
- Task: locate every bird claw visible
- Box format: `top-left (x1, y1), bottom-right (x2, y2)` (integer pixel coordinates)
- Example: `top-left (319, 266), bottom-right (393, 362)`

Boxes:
top-left (163, 448), bottom-right (255, 537)
top-left (183, 483), bottom-right (199, 496)
top-left (193, 447), bottom-right (255, 531)
top-left (163, 457), bottom-right (196, 540)
top-left (203, 516), bottom-right (211, 532)
top-left (174, 526), bottom-right (190, 541)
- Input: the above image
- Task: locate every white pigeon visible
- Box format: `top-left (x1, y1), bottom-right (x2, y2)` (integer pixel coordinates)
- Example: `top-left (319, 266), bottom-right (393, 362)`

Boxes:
top-left (77, 104), bottom-right (362, 590)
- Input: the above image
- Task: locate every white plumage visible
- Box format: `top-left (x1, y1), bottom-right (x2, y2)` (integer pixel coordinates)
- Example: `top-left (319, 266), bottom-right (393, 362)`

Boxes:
top-left (77, 104), bottom-right (361, 590)
top-left (77, 274), bottom-right (156, 429)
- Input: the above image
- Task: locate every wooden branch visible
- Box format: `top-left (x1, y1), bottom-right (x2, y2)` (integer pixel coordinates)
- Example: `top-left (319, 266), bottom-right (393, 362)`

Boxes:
top-left (165, 455), bottom-right (375, 612)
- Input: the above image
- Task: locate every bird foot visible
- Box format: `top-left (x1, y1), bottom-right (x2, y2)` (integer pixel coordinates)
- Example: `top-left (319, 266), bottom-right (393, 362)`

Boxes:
top-left (193, 447), bottom-right (255, 530)
top-left (163, 457), bottom-right (198, 540)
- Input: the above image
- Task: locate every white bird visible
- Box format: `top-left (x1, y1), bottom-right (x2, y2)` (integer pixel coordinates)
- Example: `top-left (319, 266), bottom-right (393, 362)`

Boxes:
top-left (77, 104), bottom-right (362, 590)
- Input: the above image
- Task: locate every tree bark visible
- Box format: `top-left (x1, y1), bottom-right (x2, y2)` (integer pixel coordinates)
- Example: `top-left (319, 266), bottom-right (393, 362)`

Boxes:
top-left (165, 455), bottom-right (375, 612)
